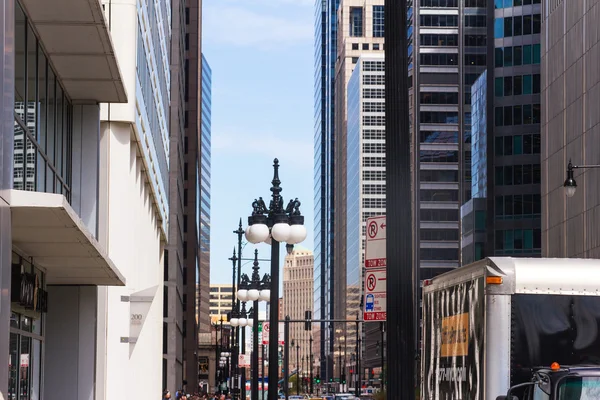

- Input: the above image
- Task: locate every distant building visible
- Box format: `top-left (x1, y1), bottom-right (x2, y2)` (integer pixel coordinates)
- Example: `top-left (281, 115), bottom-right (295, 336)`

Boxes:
top-left (283, 248), bottom-right (314, 374)
top-left (209, 284), bottom-right (234, 324)
top-left (346, 53), bottom-right (386, 373)
top-left (278, 297), bottom-right (285, 321)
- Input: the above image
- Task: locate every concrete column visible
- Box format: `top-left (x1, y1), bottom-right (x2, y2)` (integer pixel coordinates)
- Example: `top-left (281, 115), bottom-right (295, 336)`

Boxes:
top-left (71, 104), bottom-right (100, 237)
top-left (43, 286), bottom-right (98, 400)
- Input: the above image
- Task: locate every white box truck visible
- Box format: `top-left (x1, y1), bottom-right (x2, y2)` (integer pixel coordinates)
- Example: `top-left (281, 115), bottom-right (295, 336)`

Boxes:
top-left (421, 257), bottom-right (600, 400)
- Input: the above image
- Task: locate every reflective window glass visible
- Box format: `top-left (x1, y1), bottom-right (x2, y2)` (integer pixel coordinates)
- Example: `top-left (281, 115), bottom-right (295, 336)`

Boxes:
top-left (523, 44), bottom-right (532, 64)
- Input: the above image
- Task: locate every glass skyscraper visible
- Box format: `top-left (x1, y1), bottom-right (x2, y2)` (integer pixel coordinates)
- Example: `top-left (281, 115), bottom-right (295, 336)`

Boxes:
top-left (408, 0), bottom-right (487, 280)
top-left (461, 0), bottom-right (542, 264)
top-left (314, 0), bottom-right (339, 381)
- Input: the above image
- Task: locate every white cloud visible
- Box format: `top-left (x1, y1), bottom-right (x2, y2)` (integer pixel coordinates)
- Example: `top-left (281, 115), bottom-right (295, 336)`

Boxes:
top-left (213, 129), bottom-right (313, 169)
top-left (203, 4), bottom-right (312, 50)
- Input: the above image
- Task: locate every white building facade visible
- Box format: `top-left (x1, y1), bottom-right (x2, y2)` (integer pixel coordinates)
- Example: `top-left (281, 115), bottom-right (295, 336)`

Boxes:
top-left (97, 0), bottom-right (170, 398)
top-left (0, 0), bottom-right (171, 399)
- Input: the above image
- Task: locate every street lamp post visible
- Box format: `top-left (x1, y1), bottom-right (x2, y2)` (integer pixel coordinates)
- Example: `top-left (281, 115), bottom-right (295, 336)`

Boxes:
top-left (296, 342), bottom-right (300, 396)
top-left (237, 249), bottom-right (271, 400)
top-left (244, 159), bottom-right (307, 400)
top-left (563, 159), bottom-right (600, 197)
top-left (229, 248), bottom-right (239, 397)
top-left (309, 336), bottom-right (314, 395)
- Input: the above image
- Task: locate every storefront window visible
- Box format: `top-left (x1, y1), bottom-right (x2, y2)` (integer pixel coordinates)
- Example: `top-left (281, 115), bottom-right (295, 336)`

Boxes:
top-left (10, 252), bottom-right (45, 400)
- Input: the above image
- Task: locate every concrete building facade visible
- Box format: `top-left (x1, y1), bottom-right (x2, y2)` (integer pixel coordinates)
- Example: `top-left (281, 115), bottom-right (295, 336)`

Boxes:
top-left (333, 0), bottom-right (384, 373)
top-left (283, 249), bottom-right (314, 374)
top-left (346, 54), bottom-right (385, 373)
top-left (541, 0), bottom-right (600, 257)
top-left (209, 283), bottom-right (234, 323)
top-left (408, 0), bottom-right (487, 280)
top-left (0, 0), bottom-right (176, 398)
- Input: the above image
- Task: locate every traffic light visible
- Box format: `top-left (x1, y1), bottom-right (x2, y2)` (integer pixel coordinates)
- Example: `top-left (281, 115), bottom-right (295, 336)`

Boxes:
top-left (304, 310), bottom-right (312, 331)
top-left (342, 374), bottom-right (346, 384)
top-left (315, 376), bottom-right (321, 384)
top-left (329, 378), bottom-right (333, 383)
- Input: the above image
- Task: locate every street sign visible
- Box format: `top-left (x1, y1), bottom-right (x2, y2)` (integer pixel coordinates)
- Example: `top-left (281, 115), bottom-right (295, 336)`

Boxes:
top-left (260, 321), bottom-right (285, 344)
top-left (278, 322), bottom-right (285, 345)
top-left (239, 353), bottom-right (250, 368)
top-left (365, 216), bottom-right (386, 269)
top-left (363, 268), bottom-right (387, 322)
top-left (262, 322), bottom-right (270, 344)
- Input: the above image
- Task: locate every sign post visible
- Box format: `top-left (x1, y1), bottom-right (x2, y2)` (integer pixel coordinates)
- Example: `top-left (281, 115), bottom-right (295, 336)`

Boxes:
top-left (364, 216), bottom-right (387, 322)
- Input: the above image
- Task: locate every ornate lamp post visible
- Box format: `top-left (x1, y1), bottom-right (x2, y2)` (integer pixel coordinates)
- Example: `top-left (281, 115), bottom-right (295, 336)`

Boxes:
top-left (563, 159), bottom-right (600, 197)
top-left (236, 249), bottom-right (271, 400)
top-left (243, 158), bottom-right (307, 400)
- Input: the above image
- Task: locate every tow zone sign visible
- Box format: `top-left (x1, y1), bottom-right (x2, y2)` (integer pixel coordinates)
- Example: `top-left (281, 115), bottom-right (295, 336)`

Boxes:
top-left (364, 216), bottom-right (386, 322)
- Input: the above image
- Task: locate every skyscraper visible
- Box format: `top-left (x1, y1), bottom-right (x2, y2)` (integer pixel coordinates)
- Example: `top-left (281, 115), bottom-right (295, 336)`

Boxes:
top-left (314, 0), bottom-right (339, 380)
top-left (408, 0), bottom-right (487, 279)
top-left (333, 1), bottom-right (384, 371)
top-left (283, 249), bottom-right (314, 375)
top-left (541, 0), bottom-right (597, 257)
top-left (346, 54), bottom-right (386, 373)
top-left (461, 1), bottom-right (542, 264)
top-left (199, 54), bottom-right (212, 333)
top-left (165, 0), bottom-right (188, 390)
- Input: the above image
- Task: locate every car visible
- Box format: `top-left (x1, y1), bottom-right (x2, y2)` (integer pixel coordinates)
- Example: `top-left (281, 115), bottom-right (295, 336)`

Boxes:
top-left (334, 394), bottom-right (357, 400)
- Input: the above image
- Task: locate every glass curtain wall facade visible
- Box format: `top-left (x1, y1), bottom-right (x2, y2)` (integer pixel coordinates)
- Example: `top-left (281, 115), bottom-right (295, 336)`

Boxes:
top-left (314, 0), bottom-right (339, 381)
top-left (14, 3), bottom-right (73, 200)
top-left (460, 0), bottom-right (542, 264)
top-left (409, 0), bottom-right (487, 279)
top-left (491, 0), bottom-right (541, 256)
top-left (199, 54), bottom-right (212, 331)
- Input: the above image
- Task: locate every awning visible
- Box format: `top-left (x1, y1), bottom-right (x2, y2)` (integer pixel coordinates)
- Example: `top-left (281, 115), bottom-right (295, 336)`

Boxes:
top-left (10, 190), bottom-right (125, 286)
top-left (19, 0), bottom-right (127, 103)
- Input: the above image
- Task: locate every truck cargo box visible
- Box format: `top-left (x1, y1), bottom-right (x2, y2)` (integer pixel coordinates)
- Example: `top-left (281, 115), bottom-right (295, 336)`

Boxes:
top-left (421, 257), bottom-right (600, 400)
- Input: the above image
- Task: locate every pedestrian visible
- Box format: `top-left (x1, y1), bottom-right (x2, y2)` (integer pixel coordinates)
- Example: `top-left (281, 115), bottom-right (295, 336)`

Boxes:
top-left (163, 390), bottom-right (172, 400)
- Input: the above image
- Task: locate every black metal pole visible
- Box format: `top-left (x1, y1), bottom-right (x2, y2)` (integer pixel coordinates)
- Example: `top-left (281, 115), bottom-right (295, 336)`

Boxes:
top-left (261, 344), bottom-right (265, 396)
top-left (268, 239), bottom-right (280, 400)
top-left (355, 316), bottom-right (359, 397)
top-left (242, 310), bottom-right (247, 399)
top-left (215, 324), bottom-right (220, 391)
top-left (309, 336), bottom-right (314, 395)
top-left (381, 322), bottom-right (385, 392)
top-left (385, 0), bottom-right (415, 397)
top-left (296, 344), bottom-right (300, 395)
top-left (302, 356), bottom-right (305, 394)
top-left (230, 249), bottom-right (238, 398)
top-left (284, 316), bottom-right (290, 400)
top-left (235, 219), bottom-right (244, 399)
top-left (338, 345), bottom-right (342, 393)
top-left (252, 300), bottom-right (259, 400)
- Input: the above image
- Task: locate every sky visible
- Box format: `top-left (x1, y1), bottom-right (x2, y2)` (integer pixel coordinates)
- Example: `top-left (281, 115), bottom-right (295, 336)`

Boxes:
top-left (203, 0), bottom-right (316, 285)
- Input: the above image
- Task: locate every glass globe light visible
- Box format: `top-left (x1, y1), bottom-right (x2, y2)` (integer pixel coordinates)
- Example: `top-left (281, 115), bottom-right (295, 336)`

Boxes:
top-left (287, 224), bottom-right (307, 245)
top-left (271, 223), bottom-right (291, 242)
top-left (247, 289), bottom-right (260, 301)
top-left (230, 318), bottom-right (239, 327)
top-left (247, 319), bottom-right (254, 328)
top-left (238, 318), bottom-right (247, 327)
top-left (249, 223), bottom-right (270, 243)
top-left (259, 289), bottom-right (271, 302)
top-left (237, 289), bottom-right (248, 302)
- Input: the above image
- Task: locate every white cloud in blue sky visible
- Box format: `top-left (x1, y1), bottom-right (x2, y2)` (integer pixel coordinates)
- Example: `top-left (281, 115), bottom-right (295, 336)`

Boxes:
top-left (203, 0), bottom-right (315, 284)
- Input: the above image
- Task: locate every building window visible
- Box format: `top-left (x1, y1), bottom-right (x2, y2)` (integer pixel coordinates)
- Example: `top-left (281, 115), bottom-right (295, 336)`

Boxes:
top-left (420, 34), bottom-right (458, 47)
top-left (362, 43), bottom-right (369, 50)
top-left (420, 15), bottom-right (458, 27)
top-left (373, 6), bottom-right (384, 37)
top-left (494, 19), bottom-right (504, 38)
top-left (352, 57), bottom-right (359, 64)
top-left (13, 3), bottom-right (73, 200)
top-left (419, 53), bottom-right (458, 66)
top-left (352, 43), bottom-right (359, 50)
top-left (373, 43), bottom-right (380, 50)
top-left (350, 7), bottom-right (364, 37)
